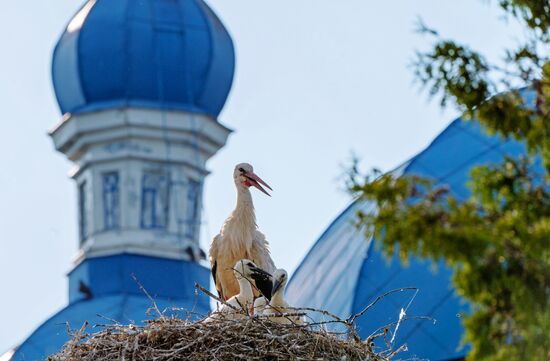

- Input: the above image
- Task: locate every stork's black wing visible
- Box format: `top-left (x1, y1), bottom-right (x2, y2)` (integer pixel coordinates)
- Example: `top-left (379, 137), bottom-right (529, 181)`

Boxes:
top-left (211, 261), bottom-right (224, 299)
top-left (250, 272), bottom-right (273, 301)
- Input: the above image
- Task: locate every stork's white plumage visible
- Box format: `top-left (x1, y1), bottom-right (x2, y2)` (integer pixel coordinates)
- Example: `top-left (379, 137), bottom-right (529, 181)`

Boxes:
top-left (209, 163), bottom-right (276, 300)
top-left (263, 269), bottom-right (304, 325)
top-left (205, 259), bottom-right (268, 321)
top-left (253, 296), bottom-right (268, 316)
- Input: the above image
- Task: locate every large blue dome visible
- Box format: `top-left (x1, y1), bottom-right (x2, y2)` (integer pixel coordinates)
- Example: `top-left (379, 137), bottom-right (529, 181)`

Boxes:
top-left (52, 0), bottom-right (235, 117)
top-left (287, 90), bottom-right (540, 360)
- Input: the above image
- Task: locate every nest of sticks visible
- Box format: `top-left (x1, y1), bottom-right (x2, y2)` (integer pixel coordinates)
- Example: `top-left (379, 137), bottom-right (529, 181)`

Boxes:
top-left (47, 285), bottom-right (411, 361)
top-left (48, 316), bottom-right (392, 361)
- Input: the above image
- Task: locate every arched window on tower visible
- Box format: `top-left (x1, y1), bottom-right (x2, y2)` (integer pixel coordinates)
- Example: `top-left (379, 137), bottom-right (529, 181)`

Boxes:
top-left (185, 179), bottom-right (202, 239)
top-left (102, 171), bottom-right (120, 230)
top-left (78, 181), bottom-right (88, 243)
top-left (140, 170), bottom-right (170, 229)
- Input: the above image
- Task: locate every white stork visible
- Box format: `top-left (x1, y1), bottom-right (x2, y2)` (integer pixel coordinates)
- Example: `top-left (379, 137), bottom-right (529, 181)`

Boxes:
top-left (263, 269), bottom-right (304, 325)
top-left (253, 295), bottom-right (268, 316)
top-left (205, 259), bottom-right (271, 321)
top-left (209, 163), bottom-right (276, 301)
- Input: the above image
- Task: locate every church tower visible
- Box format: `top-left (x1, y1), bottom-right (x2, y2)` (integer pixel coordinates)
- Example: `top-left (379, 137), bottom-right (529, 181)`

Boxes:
top-left (8, 1), bottom-right (234, 359)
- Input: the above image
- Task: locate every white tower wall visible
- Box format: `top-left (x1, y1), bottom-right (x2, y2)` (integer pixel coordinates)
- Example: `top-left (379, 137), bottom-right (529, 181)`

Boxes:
top-left (50, 108), bottom-right (231, 264)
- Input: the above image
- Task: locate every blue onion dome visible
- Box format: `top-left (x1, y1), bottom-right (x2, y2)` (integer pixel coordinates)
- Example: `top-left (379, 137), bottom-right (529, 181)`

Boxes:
top-left (52, 0), bottom-right (235, 118)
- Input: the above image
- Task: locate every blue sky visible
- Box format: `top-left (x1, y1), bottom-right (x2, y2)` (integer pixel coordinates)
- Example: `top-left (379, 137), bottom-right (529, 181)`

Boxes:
top-left (0, 0), bottom-right (521, 353)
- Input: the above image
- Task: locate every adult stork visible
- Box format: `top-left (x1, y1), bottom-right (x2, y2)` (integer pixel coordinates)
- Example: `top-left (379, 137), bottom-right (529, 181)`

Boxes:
top-left (209, 163), bottom-right (276, 301)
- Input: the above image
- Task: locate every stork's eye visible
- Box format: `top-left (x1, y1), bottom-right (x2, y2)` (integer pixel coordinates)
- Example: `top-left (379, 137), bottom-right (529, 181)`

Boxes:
top-left (239, 167), bottom-right (245, 173)
top-left (247, 262), bottom-right (253, 267)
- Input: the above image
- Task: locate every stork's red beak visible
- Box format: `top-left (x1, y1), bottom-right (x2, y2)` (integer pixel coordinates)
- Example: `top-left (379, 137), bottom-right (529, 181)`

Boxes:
top-left (245, 172), bottom-right (273, 196)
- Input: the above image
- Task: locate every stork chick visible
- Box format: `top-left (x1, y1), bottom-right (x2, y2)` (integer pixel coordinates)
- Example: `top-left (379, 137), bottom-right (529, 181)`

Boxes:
top-left (210, 163), bottom-right (276, 301)
top-left (253, 296), bottom-right (268, 316)
top-left (205, 260), bottom-right (269, 321)
top-left (264, 269), bottom-right (304, 325)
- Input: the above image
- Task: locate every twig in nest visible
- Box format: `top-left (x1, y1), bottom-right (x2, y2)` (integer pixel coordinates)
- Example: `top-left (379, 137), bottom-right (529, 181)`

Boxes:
top-left (95, 314), bottom-right (122, 326)
top-left (131, 273), bottom-right (164, 319)
top-left (285, 306), bottom-right (362, 342)
top-left (348, 287), bottom-right (419, 325)
top-left (194, 283), bottom-right (240, 313)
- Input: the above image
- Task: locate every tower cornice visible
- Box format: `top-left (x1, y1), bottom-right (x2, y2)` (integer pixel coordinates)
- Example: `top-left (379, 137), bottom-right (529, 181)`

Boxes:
top-left (49, 108), bottom-right (233, 161)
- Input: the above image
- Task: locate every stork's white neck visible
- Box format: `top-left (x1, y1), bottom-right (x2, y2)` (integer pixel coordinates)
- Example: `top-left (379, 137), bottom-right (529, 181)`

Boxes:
top-left (236, 276), bottom-right (254, 304)
top-left (235, 187), bottom-right (255, 220)
top-left (220, 186), bottom-right (257, 258)
top-left (271, 287), bottom-right (285, 306)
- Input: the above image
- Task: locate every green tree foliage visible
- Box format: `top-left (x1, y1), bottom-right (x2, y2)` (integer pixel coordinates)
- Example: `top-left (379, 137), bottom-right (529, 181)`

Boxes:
top-left (414, 1), bottom-right (550, 171)
top-left (349, 159), bottom-right (549, 360)
top-left (349, 1), bottom-right (550, 360)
